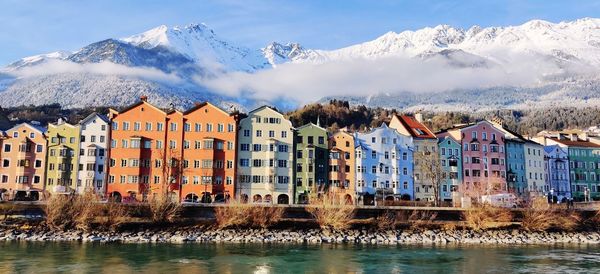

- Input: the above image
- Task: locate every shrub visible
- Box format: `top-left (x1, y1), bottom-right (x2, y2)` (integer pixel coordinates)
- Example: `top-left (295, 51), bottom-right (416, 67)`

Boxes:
top-left (73, 191), bottom-right (100, 231)
top-left (462, 205), bottom-right (513, 231)
top-left (44, 194), bottom-right (77, 231)
top-left (98, 202), bottom-right (128, 231)
top-left (521, 197), bottom-right (580, 232)
top-left (214, 203), bottom-right (284, 229)
top-left (375, 211), bottom-right (397, 230)
top-left (306, 194), bottom-right (354, 230)
top-left (149, 196), bottom-right (181, 223)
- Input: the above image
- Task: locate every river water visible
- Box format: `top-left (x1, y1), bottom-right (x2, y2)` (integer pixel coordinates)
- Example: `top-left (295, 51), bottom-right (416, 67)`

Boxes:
top-left (1, 242), bottom-right (599, 273)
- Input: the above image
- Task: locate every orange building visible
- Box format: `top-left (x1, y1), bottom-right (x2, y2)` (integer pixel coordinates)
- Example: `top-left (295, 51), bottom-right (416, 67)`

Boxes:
top-left (328, 131), bottom-right (355, 204)
top-left (0, 123), bottom-right (47, 201)
top-left (107, 97), bottom-right (181, 202)
top-left (181, 102), bottom-right (238, 203)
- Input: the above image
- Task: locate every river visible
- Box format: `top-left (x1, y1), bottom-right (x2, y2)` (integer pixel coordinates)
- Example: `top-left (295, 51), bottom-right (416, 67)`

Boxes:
top-left (1, 242), bottom-right (599, 273)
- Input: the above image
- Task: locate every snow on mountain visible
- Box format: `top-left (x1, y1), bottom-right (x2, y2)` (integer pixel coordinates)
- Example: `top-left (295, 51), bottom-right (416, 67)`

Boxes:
top-left (4, 51), bottom-right (70, 71)
top-left (121, 23), bottom-right (269, 72)
top-left (274, 18), bottom-right (600, 68)
top-left (3, 18), bottom-right (600, 112)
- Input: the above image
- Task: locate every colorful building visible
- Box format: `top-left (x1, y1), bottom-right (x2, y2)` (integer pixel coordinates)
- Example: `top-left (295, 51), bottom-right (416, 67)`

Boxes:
top-left (440, 121), bottom-right (507, 198)
top-left (536, 133), bottom-right (600, 201)
top-left (46, 119), bottom-right (81, 194)
top-left (181, 102), bottom-right (238, 203)
top-left (328, 131), bottom-right (356, 205)
top-left (543, 144), bottom-right (571, 200)
top-left (354, 124), bottom-right (413, 205)
top-left (107, 97), bottom-right (179, 202)
top-left (237, 106), bottom-right (294, 204)
top-left (389, 114), bottom-right (438, 201)
top-left (0, 123), bottom-right (47, 201)
top-left (524, 140), bottom-right (545, 196)
top-left (78, 113), bottom-right (110, 196)
top-left (294, 122), bottom-right (329, 203)
top-left (437, 135), bottom-right (462, 202)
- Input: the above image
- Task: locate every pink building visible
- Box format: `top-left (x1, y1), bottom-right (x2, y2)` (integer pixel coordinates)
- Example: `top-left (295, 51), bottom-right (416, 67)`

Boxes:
top-left (439, 121), bottom-right (507, 197)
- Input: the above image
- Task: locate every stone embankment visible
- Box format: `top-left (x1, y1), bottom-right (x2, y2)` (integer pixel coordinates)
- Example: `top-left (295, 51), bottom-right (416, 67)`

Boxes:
top-left (2, 228), bottom-right (600, 245)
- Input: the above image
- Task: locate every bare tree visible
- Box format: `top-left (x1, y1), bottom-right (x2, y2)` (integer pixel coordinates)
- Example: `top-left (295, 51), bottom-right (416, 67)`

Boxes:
top-left (414, 147), bottom-right (444, 206)
top-left (148, 147), bottom-right (184, 223)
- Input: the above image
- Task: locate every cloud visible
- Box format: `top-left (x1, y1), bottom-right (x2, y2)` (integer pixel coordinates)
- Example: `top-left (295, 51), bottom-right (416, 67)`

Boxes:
top-left (196, 51), bottom-right (580, 105)
top-left (8, 59), bottom-right (183, 84)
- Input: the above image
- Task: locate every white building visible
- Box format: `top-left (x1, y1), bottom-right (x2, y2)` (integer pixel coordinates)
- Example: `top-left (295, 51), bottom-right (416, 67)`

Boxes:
top-left (524, 140), bottom-right (545, 196)
top-left (543, 145), bottom-right (571, 200)
top-left (77, 113), bottom-right (109, 196)
top-left (354, 124), bottom-right (414, 205)
top-left (237, 106), bottom-right (294, 204)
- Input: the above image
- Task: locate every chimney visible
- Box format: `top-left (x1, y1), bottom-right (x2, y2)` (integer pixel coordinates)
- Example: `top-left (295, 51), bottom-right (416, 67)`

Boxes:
top-left (415, 113), bottom-right (424, 123)
top-left (140, 95), bottom-right (148, 102)
top-left (570, 133), bottom-right (578, 142)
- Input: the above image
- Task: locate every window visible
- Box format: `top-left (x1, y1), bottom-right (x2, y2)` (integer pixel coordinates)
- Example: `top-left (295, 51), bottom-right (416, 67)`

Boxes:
top-left (278, 160), bottom-right (287, 168)
top-left (157, 122), bottom-right (164, 131)
top-left (134, 122), bottom-right (141, 131)
top-left (169, 123), bottom-right (177, 131)
top-left (123, 122), bottom-right (130, 131)
top-left (281, 131), bottom-right (287, 138)
top-left (241, 144), bottom-right (250, 151)
top-left (184, 123), bottom-right (191, 132)
top-left (206, 123), bottom-right (213, 132)
top-left (372, 137), bottom-right (376, 143)
top-left (228, 124), bottom-right (234, 132)
top-left (243, 129), bottom-right (250, 137)
top-left (269, 130), bottom-right (275, 138)
top-left (2, 159), bottom-right (9, 167)
top-left (256, 130), bottom-right (262, 137)
top-left (217, 123), bottom-right (224, 132)
top-left (278, 145), bottom-right (288, 152)
top-left (253, 144), bottom-right (262, 151)
top-left (240, 159), bottom-right (249, 167)
top-left (3, 144), bottom-right (10, 152)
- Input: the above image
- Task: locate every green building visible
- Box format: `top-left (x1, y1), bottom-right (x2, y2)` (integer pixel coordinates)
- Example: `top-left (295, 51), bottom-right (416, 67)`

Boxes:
top-left (541, 133), bottom-right (600, 201)
top-left (294, 122), bottom-right (329, 203)
top-left (46, 119), bottom-right (81, 194)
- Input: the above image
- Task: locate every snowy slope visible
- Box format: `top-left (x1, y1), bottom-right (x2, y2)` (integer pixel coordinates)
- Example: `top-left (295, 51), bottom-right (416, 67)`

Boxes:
top-left (121, 23), bottom-right (269, 72)
top-left (4, 51), bottom-right (70, 71)
top-left (265, 18), bottom-right (600, 68)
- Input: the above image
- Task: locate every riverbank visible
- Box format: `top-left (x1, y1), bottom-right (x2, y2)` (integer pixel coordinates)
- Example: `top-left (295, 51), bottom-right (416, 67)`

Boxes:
top-left (2, 226), bottom-right (600, 245)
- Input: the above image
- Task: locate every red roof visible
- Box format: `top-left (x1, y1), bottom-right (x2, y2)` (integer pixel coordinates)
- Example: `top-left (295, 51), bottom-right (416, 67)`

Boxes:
top-left (549, 137), bottom-right (600, 148)
top-left (398, 115), bottom-right (436, 139)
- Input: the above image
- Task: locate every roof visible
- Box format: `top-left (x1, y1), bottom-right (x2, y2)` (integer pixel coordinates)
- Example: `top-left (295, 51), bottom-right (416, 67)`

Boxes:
top-left (296, 122), bottom-right (326, 132)
top-left (183, 101), bottom-right (232, 116)
top-left (80, 112), bottom-right (109, 125)
top-left (396, 115), bottom-right (436, 139)
top-left (5, 123), bottom-right (47, 135)
top-left (549, 137), bottom-right (600, 148)
top-left (435, 123), bottom-right (474, 134)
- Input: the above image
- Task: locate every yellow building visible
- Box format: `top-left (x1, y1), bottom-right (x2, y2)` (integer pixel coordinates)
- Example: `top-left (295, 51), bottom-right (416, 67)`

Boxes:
top-left (45, 119), bottom-right (81, 194)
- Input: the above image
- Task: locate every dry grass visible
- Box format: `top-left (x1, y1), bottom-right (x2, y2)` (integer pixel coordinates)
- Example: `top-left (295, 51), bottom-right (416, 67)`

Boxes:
top-left (214, 203), bottom-right (284, 229)
top-left (306, 194), bottom-right (354, 230)
top-left (462, 205), bottom-right (513, 231)
top-left (521, 198), bottom-right (580, 232)
top-left (44, 194), bottom-right (78, 231)
top-left (98, 202), bottom-right (128, 231)
top-left (149, 196), bottom-right (181, 223)
top-left (375, 211), bottom-right (397, 230)
top-left (73, 192), bottom-right (99, 231)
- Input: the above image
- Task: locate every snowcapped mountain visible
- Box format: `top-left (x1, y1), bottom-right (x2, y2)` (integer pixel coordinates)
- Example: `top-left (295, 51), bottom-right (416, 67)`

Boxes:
top-left (121, 23), bottom-right (269, 73)
top-left (267, 18), bottom-right (600, 68)
top-left (4, 51), bottom-right (70, 71)
top-left (3, 18), bottom-right (600, 112)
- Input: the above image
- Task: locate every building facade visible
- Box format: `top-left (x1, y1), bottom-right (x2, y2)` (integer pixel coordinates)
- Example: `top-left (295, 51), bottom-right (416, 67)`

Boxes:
top-left (46, 119), bottom-right (81, 194)
top-left (538, 133), bottom-right (600, 201)
top-left (181, 102), bottom-right (238, 203)
top-left (355, 124), bottom-right (413, 205)
top-left (437, 135), bottom-right (462, 202)
top-left (237, 106), bottom-right (294, 204)
top-left (107, 97), bottom-right (178, 202)
top-left (389, 114), bottom-right (438, 201)
top-left (328, 131), bottom-right (356, 205)
top-left (524, 141), bottom-right (545, 196)
top-left (78, 113), bottom-right (110, 196)
top-left (543, 144), bottom-right (571, 200)
top-left (443, 121), bottom-right (507, 198)
top-left (0, 123), bottom-right (47, 201)
top-left (294, 122), bottom-right (329, 203)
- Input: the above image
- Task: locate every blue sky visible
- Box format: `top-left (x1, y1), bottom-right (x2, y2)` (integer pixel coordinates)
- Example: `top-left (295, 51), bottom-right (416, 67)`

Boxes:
top-left (1, 0), bottom-right (600, 65)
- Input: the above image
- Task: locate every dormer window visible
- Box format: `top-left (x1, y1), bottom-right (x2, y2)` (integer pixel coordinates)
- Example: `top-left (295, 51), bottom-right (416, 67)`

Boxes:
top-left (13, 132), bottom-right (18, 138)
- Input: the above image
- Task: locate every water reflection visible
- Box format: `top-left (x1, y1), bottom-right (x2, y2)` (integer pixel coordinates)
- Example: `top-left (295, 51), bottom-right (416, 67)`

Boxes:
top-left (1, 242), bottom-right (599, 273)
